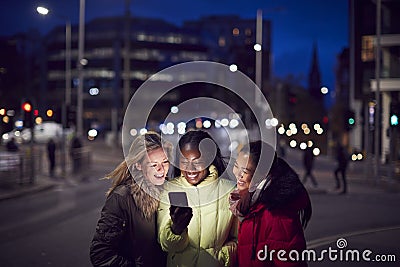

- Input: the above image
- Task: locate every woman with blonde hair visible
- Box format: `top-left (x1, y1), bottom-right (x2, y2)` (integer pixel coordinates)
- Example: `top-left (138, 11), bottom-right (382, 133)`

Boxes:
top-left (90, 131), bottom-right (172, 267)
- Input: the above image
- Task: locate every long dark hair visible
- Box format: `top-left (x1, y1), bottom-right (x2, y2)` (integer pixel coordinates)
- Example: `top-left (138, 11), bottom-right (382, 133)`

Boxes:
top-left (243, 140), bottom-right (312, 229)
top-left (173, 130), bottom-right (227, 177)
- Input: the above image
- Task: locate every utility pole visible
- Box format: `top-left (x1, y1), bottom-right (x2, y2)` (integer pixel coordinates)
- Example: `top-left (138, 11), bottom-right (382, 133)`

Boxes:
top-left (123, 0), bottom-right (131, 111)
top-left (374, 0), bottom-right (381, 180)
top-left (255, 9), bottom-right (263, 108)
top-left (77, 0), bottom-right (85, 137)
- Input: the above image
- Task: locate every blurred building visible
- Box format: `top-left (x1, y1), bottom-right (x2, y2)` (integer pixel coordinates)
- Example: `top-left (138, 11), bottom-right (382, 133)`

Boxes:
top-left (330, 48), bottom-right (351, 146)
top-left (270, 43), bottom-right (329, 154)
top-left (43, 16), bottom-right (209, 132)
top-left (308, 43), bottom-right (323, 101)
top-left (335, 48), bottom-right (350, 106)
top-left (184, 15), bottom-right (272, 93)
top-left (0, 30), bottom-right (43, 134)
top-left (349, 0), bottom-right (400, 164)
top-left (0, 14), bottom-right (271, 136)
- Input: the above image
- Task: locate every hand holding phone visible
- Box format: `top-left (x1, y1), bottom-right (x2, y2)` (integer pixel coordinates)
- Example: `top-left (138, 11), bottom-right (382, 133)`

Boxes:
top-left (169, 205), bottom-right (192, 235)
top-left (168, 192), bottom-right (191, 235)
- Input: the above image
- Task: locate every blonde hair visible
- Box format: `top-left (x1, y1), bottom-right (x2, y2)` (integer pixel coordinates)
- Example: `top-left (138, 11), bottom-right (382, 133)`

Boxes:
top-left (105, 131), bottom-right (172, 196)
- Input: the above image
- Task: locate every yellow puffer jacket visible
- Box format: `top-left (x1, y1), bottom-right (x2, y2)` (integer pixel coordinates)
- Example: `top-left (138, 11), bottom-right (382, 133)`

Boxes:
top-left (157, 165), bottom-right (238, 267)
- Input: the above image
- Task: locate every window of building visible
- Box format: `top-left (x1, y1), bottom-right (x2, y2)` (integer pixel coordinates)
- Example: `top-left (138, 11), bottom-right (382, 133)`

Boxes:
top-left (233, 28), bottom-right (240, 36)
top-left (361, 36), bottom-right (374, 62)
top-left (219, 37), bottom-right (226, 47)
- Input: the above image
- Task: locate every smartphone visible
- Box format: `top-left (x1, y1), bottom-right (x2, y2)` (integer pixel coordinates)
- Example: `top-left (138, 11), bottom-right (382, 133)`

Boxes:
top-left (168, 192), bottom-right (189, 207)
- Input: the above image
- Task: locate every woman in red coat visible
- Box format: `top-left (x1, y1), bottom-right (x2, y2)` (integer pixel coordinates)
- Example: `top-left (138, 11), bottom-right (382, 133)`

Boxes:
top-left (230, 140), bottom-right (312, 266)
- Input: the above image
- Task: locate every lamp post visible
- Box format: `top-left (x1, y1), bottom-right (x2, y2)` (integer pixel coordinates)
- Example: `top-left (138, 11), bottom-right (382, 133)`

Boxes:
top-left (77, 0), bottom-right (86, 137)
top-left (374, 0), bottom-right (381, 180)
top-left (36, 6), bottom-right (72, 107)
top-left (37, 6), bottom-right (71, 176)
top-left (254, 9), bottom-right (263, 109)
top-left (250, 9), bottom-right (263, 131)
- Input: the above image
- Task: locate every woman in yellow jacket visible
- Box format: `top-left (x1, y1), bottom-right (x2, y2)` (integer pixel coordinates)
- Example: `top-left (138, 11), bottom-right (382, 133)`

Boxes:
top-left (158, 130), bottom-right (238, 266)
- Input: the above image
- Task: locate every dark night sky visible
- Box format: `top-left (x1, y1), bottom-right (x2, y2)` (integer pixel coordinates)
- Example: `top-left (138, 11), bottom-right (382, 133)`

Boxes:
top-left (0, 0), bottom-right (348, 106)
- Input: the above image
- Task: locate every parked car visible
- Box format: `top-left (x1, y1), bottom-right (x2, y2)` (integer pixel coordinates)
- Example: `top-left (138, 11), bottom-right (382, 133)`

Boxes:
top-left (1, 122), bottom-right (65, 144)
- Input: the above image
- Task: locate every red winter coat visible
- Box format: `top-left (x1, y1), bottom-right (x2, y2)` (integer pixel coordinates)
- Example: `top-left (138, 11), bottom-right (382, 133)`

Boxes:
top-left (236, 158), bottom-right (311, 267)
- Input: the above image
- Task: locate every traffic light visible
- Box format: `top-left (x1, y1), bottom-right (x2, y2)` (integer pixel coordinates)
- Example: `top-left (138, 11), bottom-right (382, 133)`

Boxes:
top-left (391, 114), bottom-right (398, 126)
top-left (345, 109), bottom-right (355, 131)
top-left (22, 100), bottom-right (33, 128)
top-left (322, 115), bottom-right (329, 124)
top-left (288, 92), bottom-right (297, 105)
top-left (390, 103), bottom-right (399, 127)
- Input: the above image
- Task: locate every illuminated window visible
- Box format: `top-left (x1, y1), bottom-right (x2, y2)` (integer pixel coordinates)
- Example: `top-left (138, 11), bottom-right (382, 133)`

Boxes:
top-left (137, 33), bottom-right (146, 41)
top-left (219, 37), bottom-right (226, 47)
top-left (361, 36), bottom-right (374, 62)
top-left (233, 28), bottom-right (240, 36)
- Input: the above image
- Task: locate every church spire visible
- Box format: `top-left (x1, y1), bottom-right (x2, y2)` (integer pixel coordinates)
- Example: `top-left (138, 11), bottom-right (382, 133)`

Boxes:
top-left (308, 42), bottom-right (322, 100)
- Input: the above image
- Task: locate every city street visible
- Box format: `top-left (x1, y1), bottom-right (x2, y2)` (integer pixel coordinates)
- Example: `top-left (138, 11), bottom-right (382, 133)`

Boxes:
top-left (1, 0), bottom-right (399, 266)
top-left (0, 140), bottom-right (399, 266)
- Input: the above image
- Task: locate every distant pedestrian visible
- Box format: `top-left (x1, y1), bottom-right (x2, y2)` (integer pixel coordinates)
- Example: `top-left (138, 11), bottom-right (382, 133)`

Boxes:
top-left (47, 138), bottom-right (56, 177)
top-left (334, 142), bottom-right (349, 194)
top-left (278, 139), bottom-right (286, 158)
top-left (6, 137), bottom-right (19, 152)
top-left (70, 136), bottom-right (82, 173)
top-left (302, 146), bottom-right (318, 187)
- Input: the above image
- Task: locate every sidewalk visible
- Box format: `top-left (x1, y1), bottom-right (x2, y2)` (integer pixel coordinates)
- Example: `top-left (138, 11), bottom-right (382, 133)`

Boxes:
top-left (0, 139), bottom-right (124, 201)
top-left (0, 175), bottom-right (57, 201)
top-left (284, 148), bottom-right (400, 195)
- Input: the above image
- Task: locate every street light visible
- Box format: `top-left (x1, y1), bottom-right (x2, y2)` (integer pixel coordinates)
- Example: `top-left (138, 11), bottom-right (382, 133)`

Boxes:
top-left (36, 6), bottom-right (72, 107)
top-left (36, 7), bottom-right (49, 15)
top-left (37, 6), bottom-right (71, 177)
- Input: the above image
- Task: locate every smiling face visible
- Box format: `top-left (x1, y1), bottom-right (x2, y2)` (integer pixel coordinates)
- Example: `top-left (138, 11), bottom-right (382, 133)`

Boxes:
top-left (233, 151), bottom-right (255, 191)
top-left (179, 144), bottom-right (209, 186)
top-left (136, 148), bottom-right (170, 186)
